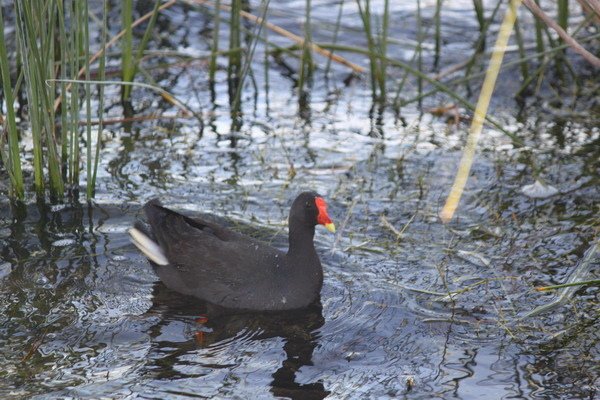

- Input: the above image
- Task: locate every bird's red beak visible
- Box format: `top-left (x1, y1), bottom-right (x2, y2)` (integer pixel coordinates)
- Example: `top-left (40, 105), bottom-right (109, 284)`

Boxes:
top-left (315, 197), bottom-right (336, 233)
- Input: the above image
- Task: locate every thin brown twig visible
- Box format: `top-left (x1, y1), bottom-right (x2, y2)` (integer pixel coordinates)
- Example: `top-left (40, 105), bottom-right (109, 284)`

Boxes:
top-left (75, 113), bottom-right (194, 126)
top-left (429, 59), bottom-right (471, 81)
top-left (21, 328), bottom-right (49, 362)
top-left (380, 213), bottom-right (416, 241)
top-left (522, 0), bottom-right (600, 67)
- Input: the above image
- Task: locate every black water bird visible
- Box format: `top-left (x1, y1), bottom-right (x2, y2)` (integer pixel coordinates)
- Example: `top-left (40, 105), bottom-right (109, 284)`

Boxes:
top-left (129, 192), bottom-right (336, 311)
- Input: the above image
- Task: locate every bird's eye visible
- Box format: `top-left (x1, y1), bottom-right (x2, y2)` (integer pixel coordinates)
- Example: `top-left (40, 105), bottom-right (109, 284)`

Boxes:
top-left (305, 202), bottom-right (311, 208)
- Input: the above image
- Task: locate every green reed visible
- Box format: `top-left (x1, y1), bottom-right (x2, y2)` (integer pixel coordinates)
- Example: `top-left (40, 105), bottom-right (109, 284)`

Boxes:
top-left (241, 0), bottom-right (271, 108)
top-left (356, 0), bottom-right (389, 102)
top-left (87, 1), bottom-right (108, 199)
top-left (209, 0), bottom-right (222, 84)
top-left (434, 0), bottom-right (443, 66)
top-left (472, 0), bottom-right (485, 52)
top-left (416, 0), bottom-right (423, 105)
top-left (16, 0), bottom-right (64, 198)
top-left (323, 0), bottom-right (345, 81)
top-left (121, 0), bottom-right (133, 101)
top-left (228, 0), bottom-right (242, 100)
top-left (513, 17), bottom-right (529, 83)
top-left (0, 1), bottom-right (110, 200)
top-left (557, 0), bottom-right (569, 34)
top-left (1, 0), bottom-right (596, 202)
top-left (533, 0), bottom-right (545, 64)
top-left (555, 0), bottom-right (569, 75)
top-left (297, 0), bottom-right (314, 107)
top-left (262, 2), bottom-right (270, 109)
top-left (57, 0), bottom-right (87, 195)
top-left (0, 5), bottom-right (24, 199)
top-left (122, 0), bottom-right (161, 102)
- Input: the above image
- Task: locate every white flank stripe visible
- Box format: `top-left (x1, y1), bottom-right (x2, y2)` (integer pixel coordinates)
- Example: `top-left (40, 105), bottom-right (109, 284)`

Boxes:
top-left (128, 228), bottom-right (169, 266)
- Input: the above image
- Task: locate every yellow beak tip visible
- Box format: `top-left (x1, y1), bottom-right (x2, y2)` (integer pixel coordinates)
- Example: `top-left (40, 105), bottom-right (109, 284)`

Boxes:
top-left (325, 223), bottom-right (336, 233)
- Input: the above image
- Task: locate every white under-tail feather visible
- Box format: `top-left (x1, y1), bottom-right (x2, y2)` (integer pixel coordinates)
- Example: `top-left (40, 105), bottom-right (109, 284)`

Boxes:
top-left (128, 228), bottom-right (169, 266)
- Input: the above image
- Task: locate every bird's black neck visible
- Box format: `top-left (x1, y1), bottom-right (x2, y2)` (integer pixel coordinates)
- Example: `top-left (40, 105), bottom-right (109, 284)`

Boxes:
top-left (287, 221), bottom-right (317, 259)
top-left (285, 218), bottom-right (323, 300)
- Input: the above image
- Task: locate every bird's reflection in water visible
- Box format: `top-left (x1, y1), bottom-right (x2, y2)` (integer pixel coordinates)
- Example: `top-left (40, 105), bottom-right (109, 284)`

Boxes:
top-left (146, 283), bottom-right (329, 399)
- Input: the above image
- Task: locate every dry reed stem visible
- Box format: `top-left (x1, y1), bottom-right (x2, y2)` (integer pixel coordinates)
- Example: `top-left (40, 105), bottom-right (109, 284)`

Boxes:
top-left (523, 0), bottom-right (600, 67)
top-left (440, 0), bottom-right (522, 223)
top-left (575, 0), bottom-right (600, 23)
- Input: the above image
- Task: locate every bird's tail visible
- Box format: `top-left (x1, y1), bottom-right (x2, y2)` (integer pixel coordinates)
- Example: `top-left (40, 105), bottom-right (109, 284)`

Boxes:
top-left (129, 226), bottom-right (169, 266)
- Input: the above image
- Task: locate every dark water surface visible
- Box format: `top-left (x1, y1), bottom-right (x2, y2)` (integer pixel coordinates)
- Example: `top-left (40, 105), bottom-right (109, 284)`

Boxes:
top-left (1, 1), bottom-right (599, 398)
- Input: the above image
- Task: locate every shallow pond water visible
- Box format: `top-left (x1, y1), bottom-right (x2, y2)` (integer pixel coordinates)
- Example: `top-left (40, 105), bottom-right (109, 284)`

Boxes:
top-left (1, 1), bottom-right (599, 399)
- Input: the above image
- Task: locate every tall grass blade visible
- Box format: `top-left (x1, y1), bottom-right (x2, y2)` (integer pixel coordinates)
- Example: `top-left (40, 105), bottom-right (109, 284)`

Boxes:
top-left (298, 0), bottom-right (314, 109)
top-left (324, 0), bottom-right (345, 81)
top-left (356, 0), bottom-right (380, 101)
top-left (434, 0), bottom-right (442, 66)
top-left (262, 1), bottom-right (270, 112)
top-left (43, 2), bottom-right (63, 199)
top-left (416, 0), bottom-right (423, 106)
top-left (380, 0), bottom-right (389, 100)
top-left (0, 5), bottom-right (24, 199)
top-left (16, 0), bottom-right (65, 197)
top-left (513, 16), bottom-right (529, 83)
top-left (533, 0), bottom-right (545, 64)
top-left (556, 0), bottom-right (569, 74)
top-left (472, 0), bottom-right (485, 52)
top-left (69, 1), bottom-right (82, 191)
top-left (228, 0), bottom-right (242, 102)
top-left (16, 1), bottom-right (44, 195)
top-left (122, 0), bottom-right (134, 101)
top-left (57, 0), bottom-right (69, 182)
top-left (231, 0), bottom-right (271, 119)
top-left (209, 0), bottom-right (221, 84)
top-left (84, 0), bottom-right (93, 199)
top-left (557, 0), bottom-right (569, 33)
top-left (124, 0), bottom-right (162, 102)
top-left (90, 1), bottom-right (109, 198)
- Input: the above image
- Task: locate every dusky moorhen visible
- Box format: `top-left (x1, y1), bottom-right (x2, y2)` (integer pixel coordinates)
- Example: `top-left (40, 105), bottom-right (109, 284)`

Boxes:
top-left (129, 192), bottom-right (335, 311)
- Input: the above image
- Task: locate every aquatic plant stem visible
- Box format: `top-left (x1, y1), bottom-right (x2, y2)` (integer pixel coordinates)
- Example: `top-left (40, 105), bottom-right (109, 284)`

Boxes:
top-left (323, 0), bottom-right (344, 80)
top-left (434, 0), bottom-right (443, 66)
top-left (228, 0), bottom-right (241, 105)
top-left (85, 0), bottom-right (93, 198)
top-left (522, 0), bottom-right (600, 67)
top-left (317, 43), bottom-right (516, 140)
top-left (187, 0), bottom-right (364, 73)
top-left (209, 0), bottom-right (221, 83)
top-left (125, 0), bottom-right (163, 101)
top-left (53, 0), bottom-right (178, 112)
top-left (0, 5), bottom-right (24, 199)
top-left (401, 32), bottom-right (600, 107)
top-left (536, 280), bottom-right (600, 291)
top-left (89, 1), bottom-right (108, 199)
top-left (513, 17), bottom-right (529, 82)
top-left (439, 0), bottom-right (522, 223)
top-left (416, 0), bottom-right (423, 105)
top-left (121, 0), bottom-right (134, 101)
top-left (298, 0), bottom-right (313, 106)
top-left (231, 0), bottom-right (271, 118)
